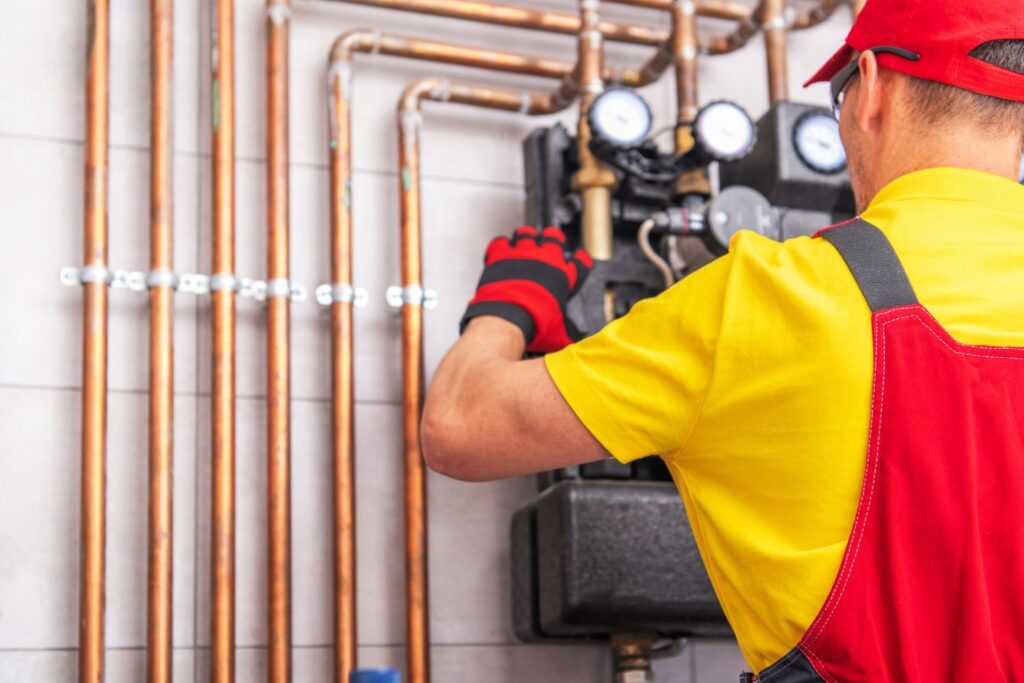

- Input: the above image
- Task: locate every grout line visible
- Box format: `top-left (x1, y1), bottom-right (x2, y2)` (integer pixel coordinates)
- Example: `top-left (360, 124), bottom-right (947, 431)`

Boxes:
top-left (0, 131), bottom-right (525, 190)
top-left (0, 641), bottom-right (607, 654)
top-left (0, 383), bottom-right (401, 407)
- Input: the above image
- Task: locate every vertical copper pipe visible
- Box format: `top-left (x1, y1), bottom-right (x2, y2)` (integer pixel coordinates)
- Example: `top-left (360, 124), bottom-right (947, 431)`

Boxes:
top-left (395, 76), bottom-right (565, 683)
top-left (266, 2), bottom-right (293, 682)
top-left (325, 34), bottom-right (586, 683)
top-left (763, 0), bottom-right (789, 104)
top-left (573, 0), bottom-right (616, 260)
top-left (673, 0), bottom-right (699, 148)
top-left (672, 0), bottom-right (711, 195)
top-left (148, 0), bottom-right (174, 681)
top-left (397, 81), bottom-right (433, 683)
top-left (852, 0), bottom-right (867, 17)
top-left (327, 53), bottom-right (358, 683)
top-left (80, 2), bottom-right (109, 682)
top-left (211, 0), bottom-right (237, 681)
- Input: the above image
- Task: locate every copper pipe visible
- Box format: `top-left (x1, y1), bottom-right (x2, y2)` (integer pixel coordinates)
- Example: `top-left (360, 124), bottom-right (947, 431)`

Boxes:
top-left (852, 0), bottom-right (866, 17)
top-left (572, 0), bottom-right (616, 260)
top-left (211, 0), bottom-right (237, 680)
top-left (674, 0), bottom-right (699, 135)
top-left (327, 54), bottom-right (358, 683)
top-left (147, 0), bottom-right (174, 681)
top-left (79, 1), bottom-right (109, 682)
top-left (327, 29), bottom-right (667, 105)
top-left (704, 0), bottom-right (769, 54)
top-left (266, 2), bottom-right (293, 682)
top-left (763, 0), bottom-right (789, 103)
top-left (397, 80), bottom-right (432, 683)
top-left (791, 0), bottom-right (846, 30)
top-left (326, 33), bottom-right (584, 682)
top-left (326, 0), bottom-right (669, 46)
top-left (395, 76), bottom-right (569, 683)
top-left (605, 0), bottom-right (748, 20)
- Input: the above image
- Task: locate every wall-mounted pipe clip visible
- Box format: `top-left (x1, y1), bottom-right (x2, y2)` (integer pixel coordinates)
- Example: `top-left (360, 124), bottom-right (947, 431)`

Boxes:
top-left (315, 283), bottom-right (370, 307)
top-left (386, 285), bottom-right (438, 310)
top-left (61, 265), bottom-right (161, 292)
top-left (62, 266), bottom-right (307, 302)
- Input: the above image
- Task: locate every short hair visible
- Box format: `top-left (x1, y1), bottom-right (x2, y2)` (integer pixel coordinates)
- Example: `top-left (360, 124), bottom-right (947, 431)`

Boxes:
top-left (904, 40), bottom-right (1024, 144)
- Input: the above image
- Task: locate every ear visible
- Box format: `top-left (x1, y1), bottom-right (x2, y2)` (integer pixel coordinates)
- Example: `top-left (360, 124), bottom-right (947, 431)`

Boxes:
top-left (852, 50), bottom-right (883, 133)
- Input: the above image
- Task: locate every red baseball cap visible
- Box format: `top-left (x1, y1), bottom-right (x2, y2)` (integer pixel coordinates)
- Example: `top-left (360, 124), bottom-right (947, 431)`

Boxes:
top-left (804, 0), bottom-right (1024, 102)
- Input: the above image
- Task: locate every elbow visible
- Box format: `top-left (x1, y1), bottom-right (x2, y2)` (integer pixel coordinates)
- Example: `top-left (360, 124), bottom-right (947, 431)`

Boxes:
top-left (421, 403), bottom-right (489, 482)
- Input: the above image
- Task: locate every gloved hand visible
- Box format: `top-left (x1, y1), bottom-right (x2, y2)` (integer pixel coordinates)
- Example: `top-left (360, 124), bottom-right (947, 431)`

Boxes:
top-left (460, 226), bottom-right (592, 354)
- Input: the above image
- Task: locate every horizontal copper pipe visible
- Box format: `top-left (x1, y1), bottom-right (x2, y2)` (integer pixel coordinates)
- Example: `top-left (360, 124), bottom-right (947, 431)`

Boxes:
top-left (606, 0), bottom-right (748, 20)
top-left (330, 31), bottom-right (574, 80)
top-left (608, 0), bottom-right (844, 27)
top-left (147, 0), bottom-right (174, 681)
top-left (80, 0), bottom-right (109, 681)
top-left (327, 0), bottom-right (667, 45)
top-left (329, 29), bottom-right (677, 102)
top-left (792, 0), bottom-right (846, 30)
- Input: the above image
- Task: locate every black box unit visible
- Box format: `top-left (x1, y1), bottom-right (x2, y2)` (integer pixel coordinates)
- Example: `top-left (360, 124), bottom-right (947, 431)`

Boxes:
top-left (511, 480), bottom-right (731, 641)
top-left (720, 101), bottom-right (855, 217)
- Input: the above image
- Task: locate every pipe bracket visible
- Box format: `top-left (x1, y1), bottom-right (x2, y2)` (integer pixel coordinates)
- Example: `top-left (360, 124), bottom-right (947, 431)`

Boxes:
top-left (60, 267), bottom-right (307, 302)
top-left (386, 285), bottom-right (438, 310)
top-left (61, 265), bottom-right (159, 292)
top-left (315, 283), bottom-right (370, 308)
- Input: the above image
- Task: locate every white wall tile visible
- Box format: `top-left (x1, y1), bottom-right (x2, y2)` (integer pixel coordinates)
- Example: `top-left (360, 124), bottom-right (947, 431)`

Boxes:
top-left (0, 138), bottom-right (200, 393)
top-left (106, 393), bottom-right (199, 649)
top-left (0, 2), bottom-right (85, 142)
top-left (0, 389), bottom-right (196, 650)
top-left (353, 643), bottom-right (610, 683)
top-left (694, 639), bottom-right (750, 682)
top-left (0, 0), bottom-right (201, 152)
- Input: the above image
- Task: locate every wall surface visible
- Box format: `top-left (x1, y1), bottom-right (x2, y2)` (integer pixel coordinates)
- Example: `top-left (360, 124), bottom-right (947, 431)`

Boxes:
top-left (0, 1), bottom-right (850, 681)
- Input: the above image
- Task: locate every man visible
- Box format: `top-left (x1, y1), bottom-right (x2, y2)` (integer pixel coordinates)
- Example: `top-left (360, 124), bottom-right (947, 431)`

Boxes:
top-left (423, 0), bottom-right (1024, 679)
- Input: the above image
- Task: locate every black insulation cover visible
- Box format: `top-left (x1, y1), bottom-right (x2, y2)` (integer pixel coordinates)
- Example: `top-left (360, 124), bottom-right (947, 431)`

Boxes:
top-left (511, 481), bottom-right (731, 641)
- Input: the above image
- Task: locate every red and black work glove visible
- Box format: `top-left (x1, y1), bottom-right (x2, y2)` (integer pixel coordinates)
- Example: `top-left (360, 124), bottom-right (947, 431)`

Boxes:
top-left (460, 226), bottom-right (592, 354)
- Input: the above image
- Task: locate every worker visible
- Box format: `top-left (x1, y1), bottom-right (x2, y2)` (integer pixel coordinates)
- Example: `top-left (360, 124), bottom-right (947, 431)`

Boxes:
top-left (422, 0), bottom-right (1024, 679)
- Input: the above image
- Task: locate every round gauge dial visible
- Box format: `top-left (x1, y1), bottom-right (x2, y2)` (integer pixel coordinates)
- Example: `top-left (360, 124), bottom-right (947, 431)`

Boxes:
top-left (693, 101), bottom-right (757, 162)
top-left (793, 112), bottom-right (847, 174)
top-left (588, 87), bottom-right (653, 149)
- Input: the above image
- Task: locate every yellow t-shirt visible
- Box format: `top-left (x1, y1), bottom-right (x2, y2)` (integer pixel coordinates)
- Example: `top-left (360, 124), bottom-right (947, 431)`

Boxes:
top-left (544, 167), bottom-right (1024, 672)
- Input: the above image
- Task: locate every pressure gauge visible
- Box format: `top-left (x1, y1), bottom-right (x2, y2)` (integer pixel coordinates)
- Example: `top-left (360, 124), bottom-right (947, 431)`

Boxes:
top-left (588, 87), bottom-right (653, 150)
top-left (1018, 153), bottom-right (1024, 184)
top-left (793, 111), bottom-right (847, 174)
top-left (693, 101), bottom-right (757, 162)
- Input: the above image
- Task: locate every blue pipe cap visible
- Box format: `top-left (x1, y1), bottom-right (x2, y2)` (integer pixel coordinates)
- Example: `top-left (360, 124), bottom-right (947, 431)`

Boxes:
top-left (350, 668), bottom-right (400, 683)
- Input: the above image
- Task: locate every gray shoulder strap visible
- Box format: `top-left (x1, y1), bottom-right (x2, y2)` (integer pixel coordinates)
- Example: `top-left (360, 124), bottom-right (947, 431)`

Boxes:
top-left (820, 219), bottom-right (919, 312)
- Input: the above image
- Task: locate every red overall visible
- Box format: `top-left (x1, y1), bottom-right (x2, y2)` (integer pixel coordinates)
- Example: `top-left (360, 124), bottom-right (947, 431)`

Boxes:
top-left (750, 220), bottom-right (1024, 682)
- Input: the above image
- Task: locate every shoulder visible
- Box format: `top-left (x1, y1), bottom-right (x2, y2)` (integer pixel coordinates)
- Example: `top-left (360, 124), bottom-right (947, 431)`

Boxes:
top-left (707, 229), bottom-right (855, 306)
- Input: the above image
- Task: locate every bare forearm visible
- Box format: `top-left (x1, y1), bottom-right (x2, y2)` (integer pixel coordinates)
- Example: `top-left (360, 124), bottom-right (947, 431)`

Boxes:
top-left (422, 317), bottom-right (608, 480)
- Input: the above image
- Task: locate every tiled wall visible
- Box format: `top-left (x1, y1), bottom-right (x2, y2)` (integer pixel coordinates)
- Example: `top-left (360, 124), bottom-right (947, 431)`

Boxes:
top-left (0, 1), bottom-right (849, 681)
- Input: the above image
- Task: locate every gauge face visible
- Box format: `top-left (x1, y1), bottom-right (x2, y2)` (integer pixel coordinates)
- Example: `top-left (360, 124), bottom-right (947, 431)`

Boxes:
top-left (794, 112), bottom-right (847, 174)
top-left (693, 101), bottom-right (757, 162)
top-left (588, 88), bottom-right (653, 149)
top-left (1018, 153), bottom-right (1024, 183)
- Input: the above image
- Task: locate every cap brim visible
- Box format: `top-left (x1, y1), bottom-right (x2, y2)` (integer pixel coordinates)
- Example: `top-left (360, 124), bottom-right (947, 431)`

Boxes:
top-left (803, 44), bottom-right (854, 88)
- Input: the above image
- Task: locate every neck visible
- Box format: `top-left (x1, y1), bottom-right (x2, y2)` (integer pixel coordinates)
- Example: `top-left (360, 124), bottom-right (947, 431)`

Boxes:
top-left (858, 129), bottom-right (1020, 212)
